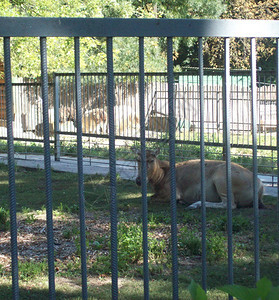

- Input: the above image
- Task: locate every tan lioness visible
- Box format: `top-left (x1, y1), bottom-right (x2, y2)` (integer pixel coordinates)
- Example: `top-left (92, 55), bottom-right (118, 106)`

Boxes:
top-left (133, 148), bottom-right (265, 209)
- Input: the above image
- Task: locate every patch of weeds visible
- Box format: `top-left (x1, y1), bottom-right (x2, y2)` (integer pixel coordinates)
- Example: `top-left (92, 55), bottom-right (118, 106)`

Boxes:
top-left (25, 213), bottom-right (37, 224)
top-left (18, 260), bottom-right (48, 281)
top-left (117, 223), bottom-right (144, 267)
top-left (90, 253), bottom-right (111, 275)
top-left (178, 226), bottom-right (227, 262)
top-left (91, 235), bottom-right (109, 250)
top-left (58, 257), bottom-right (81, 277)
top-left (62, 225), bottom-right (79, 240)
top-left (178, 226), bottom-right (201, 256)
top-left (207, 234), bottom-right (227, 263)
top-left (148, 213), bottom-right (171, 228)
top-left (55, 202), bottom-right (79, 215)
top-left (118, 222), bottom-right (167, 267)
top-left (179, 211), bottom-right (201, 224)
top-left (209, 214), bottom-right (251, 233)
top-left (0, 207), bottom-right (9, 231)
top-left (90, 222), bottom-right (168, 275)
top-left (22, 207), bottom-right (33, 214)
top-left (74, 238), bottom-right (90, 256)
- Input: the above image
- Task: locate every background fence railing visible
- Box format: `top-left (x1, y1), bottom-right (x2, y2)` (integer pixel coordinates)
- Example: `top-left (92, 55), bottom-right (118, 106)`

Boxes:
top-left (0, 70), bottom-right (277, 144)
top-left (0, 70), bottom-right (277, 176)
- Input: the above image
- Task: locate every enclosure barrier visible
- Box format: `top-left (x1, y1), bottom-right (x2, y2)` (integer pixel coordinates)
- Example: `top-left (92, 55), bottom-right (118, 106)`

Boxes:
top-left (1, 70), bottom-right (278, 147)
top-left (1, 17), bottom-right (279, 300)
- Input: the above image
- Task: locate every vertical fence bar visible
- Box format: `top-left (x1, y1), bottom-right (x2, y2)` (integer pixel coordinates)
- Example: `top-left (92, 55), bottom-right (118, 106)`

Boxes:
top-left (54, 74), bottom-right (61, 161)
top-left (107, 37), bottom-right (118, 299)
top-left (4, 37), bottom-right (19, 300)
top-left (139, 36), bottom-right (150, 300)
top-left (224, 38), bottom-right (234, 299)
top-left (40, 37), bottom-right (56, 300)
top-left (167, 37), bottom-right (178, 300)
top-left (251, 37), bottom-right (260, 283)
top-left (198, 37), bottom-right (207, 292)
top-left (74, 37), bottom-right (88, 300)
top-left (276, 38), bottom-right (279, 283)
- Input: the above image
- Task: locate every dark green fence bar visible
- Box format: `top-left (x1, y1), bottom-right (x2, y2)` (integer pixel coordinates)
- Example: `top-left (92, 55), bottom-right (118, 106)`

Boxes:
top-left (139, 36), bottom-right (150, 300)
top-left (74, 37), bottom-right (88, 299)
top-left (40, 37), bottom-right (56, 300)
top-left (107, 37), bottom-right (118, 300)
top-left (224, 38), bottom-right (234, 300)
top-left (4, 36), bottom-right (19, 300)
top-left (251, 38), bottom-right (260, 283)
top-left (199, 37), bottom-right (207, 292)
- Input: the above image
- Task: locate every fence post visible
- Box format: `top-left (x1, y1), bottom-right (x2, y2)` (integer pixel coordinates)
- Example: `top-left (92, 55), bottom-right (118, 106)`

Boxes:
top-left (224, 38), bottom-right (234, 299)
top-left (222, 71), bottom-right (226, 161)
top-left (107, 37), bottom-right (118, 300)
top-left (251, 37), bottom-right (260, 283)
top-left (54, 73), bottom-right (61, 161)
top-left (167, 37), bottom-right (178, 300)
top-left (4, 36), bottom-right (20, 300)
top-left (74, 37), bottom-right (88, 300)
top-left (40, 36), bottom-right (56, 300)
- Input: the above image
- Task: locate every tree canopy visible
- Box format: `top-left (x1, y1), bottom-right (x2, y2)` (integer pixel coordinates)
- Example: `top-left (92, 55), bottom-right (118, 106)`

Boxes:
top-left (0, 0), bottom-right (226, 78)
top-left (203, 0), bottom-right (279, 70)
top-left (2, 0), bottom-right (278, 75)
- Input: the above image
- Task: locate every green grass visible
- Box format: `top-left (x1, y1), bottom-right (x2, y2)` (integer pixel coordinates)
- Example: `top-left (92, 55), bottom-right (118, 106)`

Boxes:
top-left (0, 163), bottom-right (278, 299)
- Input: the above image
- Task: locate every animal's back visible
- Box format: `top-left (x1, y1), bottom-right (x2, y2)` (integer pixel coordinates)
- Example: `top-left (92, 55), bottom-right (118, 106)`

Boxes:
top-left (175, 160), bottom-right (222, 203)
top-left (174, 159), bottom-right (263, 207)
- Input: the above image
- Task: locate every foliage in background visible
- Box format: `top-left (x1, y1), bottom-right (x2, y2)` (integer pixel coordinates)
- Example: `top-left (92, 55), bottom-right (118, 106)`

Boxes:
top-left (1, 1), bottom-right (278, 74)
top-left (0, 0), bottom-right (226, 78)
top-left (203, 0), bottom-right (279, 70)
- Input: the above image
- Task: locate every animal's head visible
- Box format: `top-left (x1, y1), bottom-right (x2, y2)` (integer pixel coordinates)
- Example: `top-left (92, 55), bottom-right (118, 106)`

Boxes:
top-left (132, 147), bottom-right (160, 186)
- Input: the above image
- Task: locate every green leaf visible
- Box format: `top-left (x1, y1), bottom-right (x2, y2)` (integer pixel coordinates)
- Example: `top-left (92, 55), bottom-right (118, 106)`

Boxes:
top-left (188, 280), bottom-right (207, 300)
top-left (218, 284), bottom-right (258, 300)
top-left (256, 277), bottom-right (273, 299)
top-left (267, 287), bottom-right (279, 300)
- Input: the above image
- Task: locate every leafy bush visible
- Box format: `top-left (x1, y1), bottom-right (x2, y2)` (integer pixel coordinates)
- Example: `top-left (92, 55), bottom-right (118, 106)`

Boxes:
top-left (219, 277), bottom-right (279, 300)
top-left (188, 280), bottom-right (207, 300)
top-left (188, 278), bottom-right (279, 300)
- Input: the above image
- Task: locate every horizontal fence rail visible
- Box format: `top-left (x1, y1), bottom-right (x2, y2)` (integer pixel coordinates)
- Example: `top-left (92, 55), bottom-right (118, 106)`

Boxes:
top-left (0, 17), bottom-right (279, 300)
top-left (1, 18), bottom-right (279, 37)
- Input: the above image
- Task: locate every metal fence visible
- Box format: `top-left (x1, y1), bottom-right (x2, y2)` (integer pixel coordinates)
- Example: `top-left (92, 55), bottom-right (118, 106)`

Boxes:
top-left (0, 70), bottom-right (277, 143)
top-left (0, 69), bottom-right (278, 176)
top-left (0, 17), bottom-right (279, 299)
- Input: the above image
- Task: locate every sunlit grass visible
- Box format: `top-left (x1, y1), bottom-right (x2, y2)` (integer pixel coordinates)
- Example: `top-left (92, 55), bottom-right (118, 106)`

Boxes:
top-left (0, 163), bottom-right (278, 299)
